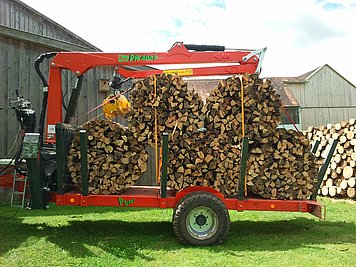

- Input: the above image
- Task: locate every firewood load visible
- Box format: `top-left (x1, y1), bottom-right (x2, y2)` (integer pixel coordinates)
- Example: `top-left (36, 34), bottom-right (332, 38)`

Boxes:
top-left (191, 74), bottom-right (320, 199)
top-left (242, 128), bottom-right (321, 200)
top-left (67, 73), bottom-right (322, 200)
top-left (127, 74), bottom-right (244, 196)
top-left (67, 119), bottom-right (148, 195)
top-left (305, 118), bottom-right (356, 200)
top-left (127, 74), bottom-right (205, 146)
top-left (128, 73), bottom-right (321, 199)
top-left (203, 73), bottom-right (282, 144)
top-left (127, 74), bottom-right (214, 192)
top-left (166, 131), bottom-right (241, 196)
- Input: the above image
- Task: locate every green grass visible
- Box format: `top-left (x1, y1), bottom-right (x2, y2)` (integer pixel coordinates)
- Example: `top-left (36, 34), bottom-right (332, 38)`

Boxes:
top-left (0, 197), bottom-right (355, 267)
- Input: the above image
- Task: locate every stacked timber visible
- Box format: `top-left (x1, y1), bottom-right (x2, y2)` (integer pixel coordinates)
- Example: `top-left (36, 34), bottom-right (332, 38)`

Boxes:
top-left (67, 119), bottom-right (148, 195)
top-left (166, 131), bottom-right (241, 196)
top-left (129, 73), bottom-right (320, 199)
top-left (243, 129), bottom-right (320, 200)
top-left (203, 73), bottom-right (282, 144)
top-left (305, 118), bottom-right (356, 199)
top-left (127, 74), bottom-right (205, 146)
top-left (67, 73), bottom-right (322, 200)
top-left (200, 74), bottom-right (320, 199)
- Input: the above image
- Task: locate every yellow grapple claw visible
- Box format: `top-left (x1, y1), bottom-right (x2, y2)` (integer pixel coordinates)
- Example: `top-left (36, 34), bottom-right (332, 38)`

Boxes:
top-left (102, 94), bottom-right (131, 118)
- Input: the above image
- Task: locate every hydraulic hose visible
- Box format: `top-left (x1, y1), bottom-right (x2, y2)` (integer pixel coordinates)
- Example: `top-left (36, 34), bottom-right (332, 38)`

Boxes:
top-left (34, 52), bottom-right (57, 143)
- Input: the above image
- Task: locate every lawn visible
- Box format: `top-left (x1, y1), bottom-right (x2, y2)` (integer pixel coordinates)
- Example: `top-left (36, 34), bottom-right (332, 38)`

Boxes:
top-left (0, 197), bottom-right (355, 267)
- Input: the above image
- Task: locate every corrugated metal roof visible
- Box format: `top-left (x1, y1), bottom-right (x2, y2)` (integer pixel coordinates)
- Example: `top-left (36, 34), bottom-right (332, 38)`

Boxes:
top-left (267, 77), bottom-right (300, 107)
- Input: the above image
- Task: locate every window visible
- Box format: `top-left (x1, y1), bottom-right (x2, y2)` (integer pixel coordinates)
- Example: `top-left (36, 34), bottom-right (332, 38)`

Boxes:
top-left (281, 107), bottom-right (300, 124)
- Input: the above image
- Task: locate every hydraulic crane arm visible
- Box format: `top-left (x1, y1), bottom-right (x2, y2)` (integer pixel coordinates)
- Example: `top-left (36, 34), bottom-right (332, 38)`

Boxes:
top-left (45, 42), bottom-right (266, 142)
top-left (49, 42), bottom-right (265, 76)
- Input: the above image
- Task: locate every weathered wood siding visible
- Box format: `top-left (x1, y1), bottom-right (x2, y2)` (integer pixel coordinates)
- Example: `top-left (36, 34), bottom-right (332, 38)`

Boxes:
top-left (0, 0), bottom-right (113, 157)
top-left (287, 65), bottom-right (356, 129)
top-left (0, 36), bottom-right (115, 157)
top-left (0, 0), bottom-right (158, 188)
top-left (0, 0), bottom-right (97, 49)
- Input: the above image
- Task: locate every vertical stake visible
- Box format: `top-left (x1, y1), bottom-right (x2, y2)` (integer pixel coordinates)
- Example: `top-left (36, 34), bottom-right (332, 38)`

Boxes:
top-left (79, 130), bottom-right (89, 196)
top-left (55, 123), bottom-right (64, 195)
top-left (311, 140), bottom-right (321, 154)
top-left (310, 139), bottom-right (338, 200)
top-left (238, 137), bottom-right (249, 200)
top-left (160, 133), bottom-right (169, 198)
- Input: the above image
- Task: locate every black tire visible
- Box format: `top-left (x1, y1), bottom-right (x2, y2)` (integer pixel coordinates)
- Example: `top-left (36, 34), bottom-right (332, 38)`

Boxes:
top-left (172, 191), bottom-right (230, 246)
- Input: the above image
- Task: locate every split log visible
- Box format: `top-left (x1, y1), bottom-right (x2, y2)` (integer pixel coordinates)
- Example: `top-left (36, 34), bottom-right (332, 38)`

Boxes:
top-left (347, 187), bottom-right (355, 199)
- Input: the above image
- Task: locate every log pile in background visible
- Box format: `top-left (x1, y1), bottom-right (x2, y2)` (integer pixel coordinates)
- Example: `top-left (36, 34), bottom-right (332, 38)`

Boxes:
top-left (305, 118), bottom-right (356, 200)
top-left (67, 119), bottom-right (148, 195)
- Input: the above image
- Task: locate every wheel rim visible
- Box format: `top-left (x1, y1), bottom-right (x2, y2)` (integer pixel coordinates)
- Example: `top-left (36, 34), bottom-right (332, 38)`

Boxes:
top-left (186, 206), bottom-right (219, 240)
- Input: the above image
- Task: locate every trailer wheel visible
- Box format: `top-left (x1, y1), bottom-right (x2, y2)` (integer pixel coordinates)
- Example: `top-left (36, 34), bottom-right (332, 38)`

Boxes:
top-left (173, 192), bottom-right (230, 246)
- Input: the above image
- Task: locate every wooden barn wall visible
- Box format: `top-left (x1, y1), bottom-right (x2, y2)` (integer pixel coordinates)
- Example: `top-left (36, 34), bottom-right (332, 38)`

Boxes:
top-left (287, 66), bottom-right (356, 129)
top-left (0, 39), bottom-right (158, 185)
top-left (0, 35), bottom-right (115, 156)
top-left (0, 38), bottom-right (157, 187)
top-left (0, 0), bottom-right (95, 48)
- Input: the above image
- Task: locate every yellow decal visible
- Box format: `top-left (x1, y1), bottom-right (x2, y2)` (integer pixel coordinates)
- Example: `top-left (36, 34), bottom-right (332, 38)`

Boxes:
top-left (163, 69), bottom-right (193, 76)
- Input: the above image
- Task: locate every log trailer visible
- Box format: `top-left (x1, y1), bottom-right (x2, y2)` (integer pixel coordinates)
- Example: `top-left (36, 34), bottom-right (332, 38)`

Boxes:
top-left (13, 42), bottom-right (336, 246)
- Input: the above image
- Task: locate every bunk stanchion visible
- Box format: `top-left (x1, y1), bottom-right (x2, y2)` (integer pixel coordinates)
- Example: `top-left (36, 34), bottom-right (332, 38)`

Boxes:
top-left (55, 123), bottom-right (64, 195)
top-left (238, 137), bottom-right (249, 200)
top-left (79, 129), bottom-right (89, 196)
top-left (237, 76), bottom-right (249, 200)
top-left (160, 133), bottom-right (169, 198)
top-left (311, 140), bottom-right (321, 154)
top-left (153, 75), bottom-right (160, 184)
top-left (310, 139), bottom-right (338, 200)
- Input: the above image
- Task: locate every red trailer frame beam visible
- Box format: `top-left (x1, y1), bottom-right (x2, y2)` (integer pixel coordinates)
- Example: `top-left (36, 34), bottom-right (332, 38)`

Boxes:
top-left (54, 186), bottom-right (325, 219)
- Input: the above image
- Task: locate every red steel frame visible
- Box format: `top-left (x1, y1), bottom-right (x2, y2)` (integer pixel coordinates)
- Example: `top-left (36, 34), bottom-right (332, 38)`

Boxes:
top-left (54, 186), bottom-right (324, 219)
top-left (46, 42), bottom-right (324, 219)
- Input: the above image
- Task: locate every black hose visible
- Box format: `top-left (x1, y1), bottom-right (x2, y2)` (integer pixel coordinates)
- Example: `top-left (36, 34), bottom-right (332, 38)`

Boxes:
top-left (0, 207), bottom-right (20, 220)
top-left (34, 52), bottom-right (57, 88)
top-left (0, 158), bottom-right (15, 175)
top-left (34, 52), bottom-right (57, 143)
top-left (14, 134), bottom-right (27, 176)
top-left (0, 132), bottom-right (26, 176)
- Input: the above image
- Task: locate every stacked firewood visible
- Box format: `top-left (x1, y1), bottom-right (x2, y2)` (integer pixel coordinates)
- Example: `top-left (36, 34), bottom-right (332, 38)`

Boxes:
top-left (67, 119), bottom-right (148, 195)
top-left (127, 74), bottom-right (205, 146)
top-left (305, 118), bottom-right (356, 199)
top-left (203, 74), bottom-right (282, 144)
top-left (199, 73), bottom-right (285, 197)
top-left (243, 129), bottom-right (320, 200)
top-left (166, 131), bottom-right (241, 196)
top-left (67, 73), bottom-right (322, 200)
top-left (128, 73), bottom-right (320, 199)
top-left (127, 74), bottom-right (212, 191)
